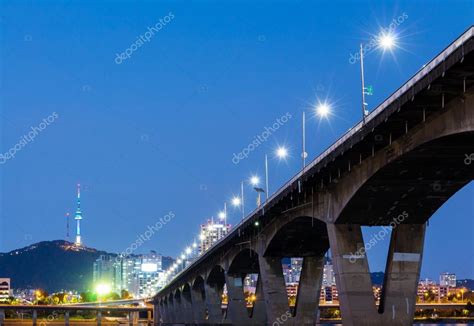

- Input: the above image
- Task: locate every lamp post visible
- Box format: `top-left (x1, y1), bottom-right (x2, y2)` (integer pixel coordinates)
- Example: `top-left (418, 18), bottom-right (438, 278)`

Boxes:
top-left (250, 175), bottom-right (265, 207)
top-left (359, 31), bottom-right (397, 123)
top-left (264, 147), bottom-right (288, 203)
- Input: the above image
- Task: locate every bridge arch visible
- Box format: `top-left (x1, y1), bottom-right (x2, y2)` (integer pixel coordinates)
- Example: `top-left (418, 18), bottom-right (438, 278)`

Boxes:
top-left (331, 95), bottom-right (474, 224)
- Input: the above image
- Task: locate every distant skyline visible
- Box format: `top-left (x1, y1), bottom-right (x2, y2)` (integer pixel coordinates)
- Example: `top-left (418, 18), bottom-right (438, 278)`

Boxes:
top-left (0, 1), bottom-right (473, 280)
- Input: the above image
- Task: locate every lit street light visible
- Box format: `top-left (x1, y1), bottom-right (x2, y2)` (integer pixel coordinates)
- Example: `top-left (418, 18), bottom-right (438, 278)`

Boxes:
top-left (276, 146), bottom-right (288, 159)
top-left (302, 102), bottom-right (332, 168)
top-left (360, 30), bottom-right (397, 123)
top-left (263, 146), bottom-right (289, 202)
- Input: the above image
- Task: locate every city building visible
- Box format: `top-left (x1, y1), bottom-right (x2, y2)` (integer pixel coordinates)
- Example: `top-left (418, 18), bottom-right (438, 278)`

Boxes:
top-left (93, 255), bottom-right (115, 290)
top-left (322, 260), bottom-right (336, 287)
top-left (93, 252), bottom-right (165, 298)
top-left (199, 219), bottom-right (230, 254)
top-left (440, 272), bottom-right (456, 288)
top-left (0, 278), bottom-right (11, 301)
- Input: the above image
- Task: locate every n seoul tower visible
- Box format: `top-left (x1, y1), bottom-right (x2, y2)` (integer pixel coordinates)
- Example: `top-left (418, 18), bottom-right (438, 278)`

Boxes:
top-left (74, 183), bottom-right (83, 246)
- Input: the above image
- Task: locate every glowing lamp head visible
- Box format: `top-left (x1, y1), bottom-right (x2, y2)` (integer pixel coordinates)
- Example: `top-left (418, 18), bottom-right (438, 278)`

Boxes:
top-left (276, 146), bottom-right (288, 159)
top-left (315, 102), bottom-right (331, 118)
top-left (95, 283), bottom-right (111, 296)
top-left (378, 31), bottom-right (397, 50)
top-left (250, 176), bottom-right (260, 186)
top-left (185, 247), bottom-right (192, 255)
top-left (218, 211), bottom-right (226, 220)
top-left (180, 254), bottom-right (186, 260)
top-left (199, 233), bottom-right (206, 241)
top-left (192, 242), bottom-right (197, 248)
top-left (231, 196), bottom-right (241, 207)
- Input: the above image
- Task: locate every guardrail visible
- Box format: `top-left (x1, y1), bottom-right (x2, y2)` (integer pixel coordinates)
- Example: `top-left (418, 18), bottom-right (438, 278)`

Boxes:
top-left (0, 305), bottom-right (153, 326)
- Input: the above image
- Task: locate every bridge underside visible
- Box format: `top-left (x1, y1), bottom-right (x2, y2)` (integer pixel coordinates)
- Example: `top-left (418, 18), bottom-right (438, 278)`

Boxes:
top-left (338, 132), bottom-right (474, 225)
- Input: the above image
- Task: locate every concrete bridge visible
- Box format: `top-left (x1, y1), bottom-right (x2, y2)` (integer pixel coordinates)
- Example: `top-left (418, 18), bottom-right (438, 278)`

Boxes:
top-left (153, 27), bottom-right (474, 326)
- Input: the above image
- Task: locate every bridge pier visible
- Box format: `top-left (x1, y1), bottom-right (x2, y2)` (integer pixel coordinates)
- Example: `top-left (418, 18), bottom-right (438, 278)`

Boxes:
top-left (155, 302), bottom-right (163, 325)
top-left (224, 274), bottom-right (251, 325)
top-left (327, 223), bottom-right (381, 326)
top-left (204, 282), bottom-right (224, 324)
top-left (380, 223), bottom-right (426, 325)
top-left (293, 255), bottom-right (324, 325)
top-left (173, 294), bottom-right (185, 324)
top-left (167, 298), bottom-right (177, 324)
top-left (191, 282), bottom-right (207, 323)
top-left (181, 287), bottom-right (194, 324)
top-left (258, 256), bottom-right (291, 325)
top-left (250, 276), bottom-right (267, 323)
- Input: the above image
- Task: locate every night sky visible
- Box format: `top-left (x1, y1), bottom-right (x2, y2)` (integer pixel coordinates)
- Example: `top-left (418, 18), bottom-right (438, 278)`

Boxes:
top-left (0, 0), bottom-right (473, 280)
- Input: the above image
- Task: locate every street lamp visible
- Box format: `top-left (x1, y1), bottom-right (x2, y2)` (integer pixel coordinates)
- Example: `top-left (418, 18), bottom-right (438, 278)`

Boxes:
top-left (264, 146), bottom-right (289, 202)
top-left (360, 30), bottom-right (397, 123)
top-left (301, 101), bottom-right (332, 168)
top-left (218, 202), bottom-right (228, 230)
top-left (250, 175), bottom-right (265, 207)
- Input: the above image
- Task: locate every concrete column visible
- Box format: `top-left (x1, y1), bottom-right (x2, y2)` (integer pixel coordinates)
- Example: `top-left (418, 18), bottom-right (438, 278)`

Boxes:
top-left (168, 299), bottom-right (177, 323)
top-left (156, 303), bottom-right (163, 325)
top-left (96, 310), bottom-right (102, 326)
top-left (293, 255), bottom-right (325, 325)
top-left (32, 310), bottom-right (37, 326)
top-left (65, 311), bottom-right (70, 326)
top-left (191, 286), bottom-right (206, 323)
top-left (327, 223), bottom-right (380, 326)
top-left (172, 297), bottom-right (183, 324)
top-left (204, 282), bottom-right (224, 324)
top-left (258, 256), bottom-right (291, 324)
top-left (224, 273), bottom-right (252, 325)
top-left (0, 309), bottom-right (5, 326)
top-left (181, 290), bottom-right (194, 324)
top-left (380, 224), bottom-right (426, 325)
top-left (250, 274), bottom-right (267, 324)
top-left (163, 301), bottom-right (171, 324)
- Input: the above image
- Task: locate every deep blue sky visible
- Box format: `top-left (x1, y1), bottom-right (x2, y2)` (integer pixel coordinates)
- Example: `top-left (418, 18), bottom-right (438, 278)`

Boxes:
top-left (0, 1), bottom-right (472, 280)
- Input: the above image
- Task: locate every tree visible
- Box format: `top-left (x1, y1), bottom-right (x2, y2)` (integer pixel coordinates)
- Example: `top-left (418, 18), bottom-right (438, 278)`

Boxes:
top-left (121, 289), bottom-right (132, 299)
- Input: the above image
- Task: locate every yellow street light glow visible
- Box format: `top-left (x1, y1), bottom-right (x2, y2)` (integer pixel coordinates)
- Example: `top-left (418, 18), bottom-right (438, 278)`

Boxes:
top-left (250, 176), bottom-right (260, 186)
top-left (231, 196), bottom-right (241, 207)
top-left (96, 283), bottom-right (111, 296)
top-left (378, 31), bottom-right (397, 50)
top-left (276, 146), bottom-right (288, 159)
